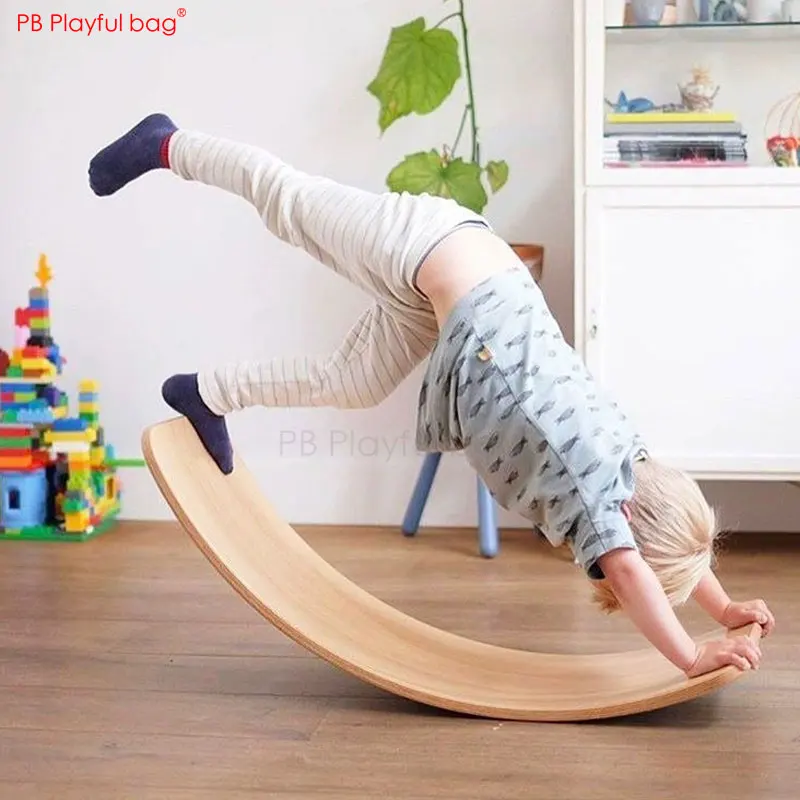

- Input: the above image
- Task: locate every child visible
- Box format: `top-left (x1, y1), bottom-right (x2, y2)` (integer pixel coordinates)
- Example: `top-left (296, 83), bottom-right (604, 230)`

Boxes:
top-left (88, 113), bottom-right (774, 678)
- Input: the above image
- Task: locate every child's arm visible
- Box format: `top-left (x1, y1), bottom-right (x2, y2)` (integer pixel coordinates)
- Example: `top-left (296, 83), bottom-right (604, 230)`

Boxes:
top-left (692, 569), bottom-right (732, 621)
top-left (596, 548), bottom-right (762, 677)
top-left (692, 569), bottom-right (775, 635)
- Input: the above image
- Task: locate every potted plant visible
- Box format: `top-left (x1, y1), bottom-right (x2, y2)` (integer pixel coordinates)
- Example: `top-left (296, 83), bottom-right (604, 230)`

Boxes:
top-left (366, 1), bottom-right (543, 281)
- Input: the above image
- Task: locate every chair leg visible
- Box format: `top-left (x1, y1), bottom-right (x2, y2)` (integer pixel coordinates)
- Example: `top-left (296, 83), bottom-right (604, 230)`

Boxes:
top-left (476, 477), bottom-right (499, 558)
top-left (401, 452), bottom-right (442, 536)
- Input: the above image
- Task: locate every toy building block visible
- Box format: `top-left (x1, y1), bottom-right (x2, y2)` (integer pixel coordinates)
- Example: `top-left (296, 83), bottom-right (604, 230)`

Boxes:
top-left (0, 255), bottom-right (123, 541)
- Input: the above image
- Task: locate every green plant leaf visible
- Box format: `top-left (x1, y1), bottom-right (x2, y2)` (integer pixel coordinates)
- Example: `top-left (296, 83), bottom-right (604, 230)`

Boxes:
top-left (367, 17), bottom-right (461, 133)
top-left (485, 160), bottom-right (509, 193)
top-left (386, 151), bottom-right (488, 214)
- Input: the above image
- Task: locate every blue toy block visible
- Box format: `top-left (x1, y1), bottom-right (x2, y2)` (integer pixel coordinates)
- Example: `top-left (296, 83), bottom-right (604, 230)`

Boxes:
top-left (0, 382), bottom-right (36, 392)
top-left (47, 343), bottom-right (63, 368)
top-left (1, 398), bottom-right (48, 411)
top-left (0, 468), bottom-right (48, 529)
top-left (17, 408), bottom-right (54, 424)
top-left (41, 386), bottom-right (62, 406)
top-left (52, 418), bottom-right (88, 432)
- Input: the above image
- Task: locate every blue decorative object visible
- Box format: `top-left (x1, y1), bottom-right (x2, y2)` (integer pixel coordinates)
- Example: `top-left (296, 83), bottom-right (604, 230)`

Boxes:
top-left (606, 91), bottom-right (657, 113)
top-left (695, 0), bottom-right (712, 20)
top-left (696, 0), bottom-right (747, 21)
top-left (631, 0), bottom-right (667, 24)
top-left (712, 0), bottom-right (747, 21)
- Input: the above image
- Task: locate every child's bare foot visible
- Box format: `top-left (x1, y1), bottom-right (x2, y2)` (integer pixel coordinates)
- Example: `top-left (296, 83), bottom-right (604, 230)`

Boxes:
top-left (161, 373), bottom-right (234, 474)
top-left (88, 113), bottom-right (177, 196)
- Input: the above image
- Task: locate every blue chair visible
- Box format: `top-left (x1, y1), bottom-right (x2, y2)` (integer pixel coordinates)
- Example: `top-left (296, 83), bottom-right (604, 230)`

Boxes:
top-left (401, 452), bottom-right (499, 558)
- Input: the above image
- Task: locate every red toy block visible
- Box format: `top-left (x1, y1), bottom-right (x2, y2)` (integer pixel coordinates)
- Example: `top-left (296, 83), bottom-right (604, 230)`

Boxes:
top-left (0, 448), bottom-right (33, 458)
top-left (1, 426), bottom-right (34, 437)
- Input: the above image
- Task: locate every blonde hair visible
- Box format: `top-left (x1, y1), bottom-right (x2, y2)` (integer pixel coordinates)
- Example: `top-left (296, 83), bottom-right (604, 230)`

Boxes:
top-left (592, 458), bottom-right (720, 613)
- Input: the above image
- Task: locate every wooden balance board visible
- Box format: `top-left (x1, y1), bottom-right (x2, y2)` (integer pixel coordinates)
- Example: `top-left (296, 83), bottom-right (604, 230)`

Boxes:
top-left (141, 417), bottom-right (761, 722)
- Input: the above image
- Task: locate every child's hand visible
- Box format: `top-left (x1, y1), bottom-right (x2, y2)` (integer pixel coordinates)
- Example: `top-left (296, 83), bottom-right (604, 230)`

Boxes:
top-left (685, 635), bottom-right (762, 678)
top-left (720, 599), bottom-right (775, 636)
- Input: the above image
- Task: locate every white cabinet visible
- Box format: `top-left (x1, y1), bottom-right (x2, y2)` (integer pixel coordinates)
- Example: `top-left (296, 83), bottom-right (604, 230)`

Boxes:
top-left (578, 187), bottom-right (800, 479)
top-left (573, 1), bottom-right (800, 481)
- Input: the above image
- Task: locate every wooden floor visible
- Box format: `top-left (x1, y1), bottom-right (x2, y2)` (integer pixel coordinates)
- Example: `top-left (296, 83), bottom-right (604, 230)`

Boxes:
top-left (0, 521), bottom-right (797, 799)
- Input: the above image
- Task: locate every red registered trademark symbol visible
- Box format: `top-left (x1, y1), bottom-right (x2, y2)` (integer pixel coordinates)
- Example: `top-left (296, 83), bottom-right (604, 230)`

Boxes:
top-left (177, 7), bottom-right (186, 16)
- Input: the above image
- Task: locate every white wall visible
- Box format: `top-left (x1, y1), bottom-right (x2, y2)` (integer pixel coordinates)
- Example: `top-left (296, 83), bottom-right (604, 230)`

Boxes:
top-left (1, 0), bottom-right (797, 533)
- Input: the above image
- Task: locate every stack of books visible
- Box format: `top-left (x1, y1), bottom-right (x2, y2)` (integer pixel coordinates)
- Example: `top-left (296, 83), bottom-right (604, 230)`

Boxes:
top-left (604, 111), bottom-right (748, 168)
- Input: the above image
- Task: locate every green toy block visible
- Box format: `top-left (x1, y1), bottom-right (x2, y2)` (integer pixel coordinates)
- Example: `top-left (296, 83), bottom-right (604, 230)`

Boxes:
top-left (0, 503), bottom-right (121, 542)
top-left (66, 473), bottom-right (90, 492)
top-left (0, 435), bottom-right (36, 448)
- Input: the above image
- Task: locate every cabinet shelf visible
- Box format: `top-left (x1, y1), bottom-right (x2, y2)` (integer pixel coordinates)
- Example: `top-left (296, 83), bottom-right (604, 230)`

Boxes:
top-left (606, 20), bottom-right (800, 43)
top-left (594, 165), bottom-right (800, 187)
top-left (575, 2), bottom-right (800, 478)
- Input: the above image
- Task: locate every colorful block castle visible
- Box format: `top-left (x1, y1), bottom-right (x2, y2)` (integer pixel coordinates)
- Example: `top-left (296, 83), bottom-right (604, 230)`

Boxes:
top-left (0, 255), bottom-right (122, 540)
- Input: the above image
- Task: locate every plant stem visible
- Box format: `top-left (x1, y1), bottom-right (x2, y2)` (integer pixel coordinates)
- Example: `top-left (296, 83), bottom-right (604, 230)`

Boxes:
top-left (433, 12), bottom-right (460, 28)
top-left (457, 0), bottom-right (480, 165)
top-left (451, 104), bottom-right (470, 156)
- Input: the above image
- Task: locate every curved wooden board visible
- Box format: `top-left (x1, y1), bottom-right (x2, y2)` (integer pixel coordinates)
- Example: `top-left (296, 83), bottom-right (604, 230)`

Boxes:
top-left (141, 417), bottom-right (761, 722)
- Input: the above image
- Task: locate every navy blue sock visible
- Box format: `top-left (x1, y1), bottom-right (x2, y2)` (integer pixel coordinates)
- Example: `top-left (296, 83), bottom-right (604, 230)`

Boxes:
top-left (89, 113), bottom-right (177, 196)
top-left (161, 373), bottom-right (234, 475)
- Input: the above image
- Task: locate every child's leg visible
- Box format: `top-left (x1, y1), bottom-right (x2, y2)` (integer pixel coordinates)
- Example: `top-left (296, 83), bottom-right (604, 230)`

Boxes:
top-left (161, 303), bottom-right (432, 474)
top-left (88, 114), bottom-right (488, 304)
top-left (88, 113), bottom-right (486, 474)
top-left (199, 303), bottom-right (432, 412)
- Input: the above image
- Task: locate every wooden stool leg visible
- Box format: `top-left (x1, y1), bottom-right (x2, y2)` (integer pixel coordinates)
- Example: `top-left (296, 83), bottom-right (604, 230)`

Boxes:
top-left (403, 455), bottom-right (500, 558)
top-left (476, 477), bottom-right (499, 558)
top-left (401, 452), bottom-right (442, 536)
